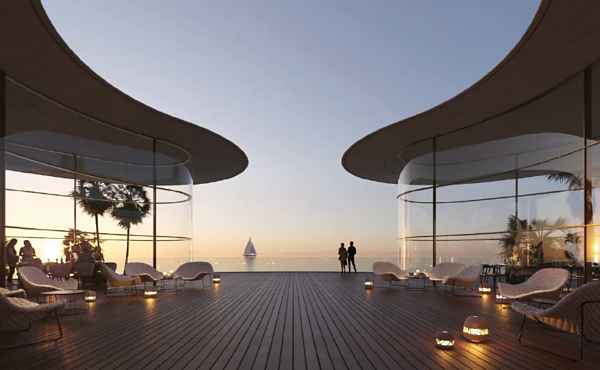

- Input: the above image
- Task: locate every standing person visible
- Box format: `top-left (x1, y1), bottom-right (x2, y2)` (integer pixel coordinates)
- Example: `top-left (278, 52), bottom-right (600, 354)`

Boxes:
top-left (338, 243), bottom-right (348, 273)
top-left (347, 241), bottom-right (357, 272)
top-left (6, 239), bottom-right (18, 283)
top-left (19, 240), bottom-right (36, 264)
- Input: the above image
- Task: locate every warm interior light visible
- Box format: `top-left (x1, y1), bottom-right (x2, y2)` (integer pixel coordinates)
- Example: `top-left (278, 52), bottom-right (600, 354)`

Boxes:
top-left (463, 315), bottom-right (489, 342)
top-left (84, 291), bottom-right (97, 303)
top-left (435, 330), bottom-right (455, 349)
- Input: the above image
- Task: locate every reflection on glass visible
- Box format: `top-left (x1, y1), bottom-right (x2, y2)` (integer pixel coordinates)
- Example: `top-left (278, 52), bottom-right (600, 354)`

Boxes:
top-left (5, 76), bottom-right (193, 274)
top-left (397, 71), bottom-right (589, 277)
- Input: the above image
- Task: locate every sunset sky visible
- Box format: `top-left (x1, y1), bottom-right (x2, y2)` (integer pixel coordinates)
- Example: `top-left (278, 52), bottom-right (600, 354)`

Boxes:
top-left (38, 1), bottom-right (539, 261)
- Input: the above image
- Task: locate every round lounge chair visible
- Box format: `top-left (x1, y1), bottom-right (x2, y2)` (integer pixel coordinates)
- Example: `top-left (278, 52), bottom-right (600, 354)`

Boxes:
top-left (17, 266), bottom-right (78, 298)
top-left (512, 281), bottom-right (600, 360)
top-left (372, 262), bottom-right (408, 287)
top-left (100, 263), bottom-right (142, 295)
top-left (173, 262), bottom-right (214, 289)
top-left (445, 265), bottom-right (482, 296)
top-left (498, 268), bottom-right (569, 302)
top-left (0, 291), bottom-right (64, 349)
top-left (428, 262), bottom-right (465, 286)
top-left (125, 262), bottom-right (165, 285)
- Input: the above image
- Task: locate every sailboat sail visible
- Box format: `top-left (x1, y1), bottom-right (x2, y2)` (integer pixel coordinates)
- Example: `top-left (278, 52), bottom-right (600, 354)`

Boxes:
top-left (243, 238), bottom-right (257, 257)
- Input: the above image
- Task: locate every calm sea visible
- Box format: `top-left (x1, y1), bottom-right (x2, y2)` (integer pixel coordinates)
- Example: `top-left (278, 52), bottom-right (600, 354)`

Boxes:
top-left (154, 256), bottom-right (398, 273)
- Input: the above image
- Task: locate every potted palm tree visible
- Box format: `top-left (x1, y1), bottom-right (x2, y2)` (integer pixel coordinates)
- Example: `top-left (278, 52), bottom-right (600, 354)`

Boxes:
top-left (108, 184), bottom-right (151, 272)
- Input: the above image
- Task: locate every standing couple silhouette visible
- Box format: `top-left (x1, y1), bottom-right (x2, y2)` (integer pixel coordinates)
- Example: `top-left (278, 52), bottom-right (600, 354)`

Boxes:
top-left (337, 241), bottom-right (357, 273)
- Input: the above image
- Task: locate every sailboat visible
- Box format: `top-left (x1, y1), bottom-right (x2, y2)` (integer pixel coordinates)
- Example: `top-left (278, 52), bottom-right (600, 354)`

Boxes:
top-left (243, 237), bottom-right (257, 257)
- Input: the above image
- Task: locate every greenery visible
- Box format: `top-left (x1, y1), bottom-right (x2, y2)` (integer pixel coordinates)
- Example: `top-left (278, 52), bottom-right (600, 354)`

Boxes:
top-left (108, 184), bottom-right (151, 269)
top-left (499, 215), bottom-right (579, 267)
top-left (72, 180), bottom-right (151, 268)
top-left (62, 228), bottom-right (104, 261)
top-left (546, 171), bottom-right (592, 222)
top-left (73, 180), bottom-right (113, 252)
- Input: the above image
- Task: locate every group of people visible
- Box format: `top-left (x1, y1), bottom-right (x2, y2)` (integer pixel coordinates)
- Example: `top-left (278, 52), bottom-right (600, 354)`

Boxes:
top-left (5, 239), bottom-right (38, 282)
top-left (337, 241), bottom-right (358, 273)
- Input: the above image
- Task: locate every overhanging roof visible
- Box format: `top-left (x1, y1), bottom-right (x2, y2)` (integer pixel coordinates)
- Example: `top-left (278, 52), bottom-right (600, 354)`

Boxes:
top-left (342, 0), bottom-right (600, 184)
top-left (0, 1), bottom-right (248, 185)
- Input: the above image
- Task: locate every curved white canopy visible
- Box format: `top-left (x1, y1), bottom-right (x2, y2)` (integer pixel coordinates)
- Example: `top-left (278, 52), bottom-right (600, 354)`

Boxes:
top-left (0, 1), bottom-right (248, 185)
top-left (343, 0), bottom-right (600, 184)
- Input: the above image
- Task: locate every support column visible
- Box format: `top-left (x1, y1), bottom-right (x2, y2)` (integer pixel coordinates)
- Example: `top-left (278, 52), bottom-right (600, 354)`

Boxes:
top-left (0, 70), bottom-right (6, 287)
top-left (153, 138), bottom-right (157, 269)
top-left (584, 66), bottom-right (593, 283)
top-left (432, 136), bottom-right (437, 267)
top-left (73, 154), bottom-right (77, 245)
top-left (514, 156), bottom-right (519, 221)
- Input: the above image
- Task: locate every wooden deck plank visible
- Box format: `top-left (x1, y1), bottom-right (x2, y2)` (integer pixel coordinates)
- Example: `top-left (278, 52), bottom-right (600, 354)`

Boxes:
top-left (2, 272), bottom-right (599, 370)
top-left (196, 275), bottom-right (278, 369)
top-left (279, 273), bottom-right (296, 370)
top-left (223, 274), bottom-right (286, 370)
top-left (316, 275), bottom-right (479, 370)
top-left (264, 274), bottom-right (290, 370)
top-left (240, 274), bottom-right (288, 370)
top-left (296, 274), bottom-right (322, 370)
top-left (178, 275), bottom-right (274, 369)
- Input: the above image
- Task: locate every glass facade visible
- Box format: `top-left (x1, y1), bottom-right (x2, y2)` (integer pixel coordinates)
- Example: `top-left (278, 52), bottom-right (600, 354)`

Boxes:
top-left (2, 75), bottom-right (193, 273)
top-left (398, 65), bottom-right (600, 281)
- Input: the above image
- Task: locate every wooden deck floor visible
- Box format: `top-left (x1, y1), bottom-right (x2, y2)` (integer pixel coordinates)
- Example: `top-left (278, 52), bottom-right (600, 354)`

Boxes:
top-left (1, 272), bottom-right (598, 369)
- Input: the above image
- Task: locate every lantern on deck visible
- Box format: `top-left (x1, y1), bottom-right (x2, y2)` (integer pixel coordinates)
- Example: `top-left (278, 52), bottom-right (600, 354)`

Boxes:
top-left (212, 274), bottom-right (221, 284)
top-left (463, 315), bottom-right (489, 342)
top-left (144, 287), bottom-right (159, 298)
top-left (84, 290), bottom-right (96, 303)
top-left (478, 286), bottom-right (491, 294)
top-left (435, 330), bottom-right (455, 349)
top-left (364, 277), bottom-right (374, 289)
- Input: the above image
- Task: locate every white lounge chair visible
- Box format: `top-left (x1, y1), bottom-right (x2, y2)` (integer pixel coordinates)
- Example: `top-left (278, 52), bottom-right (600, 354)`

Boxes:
top-left (497, 268), bottom-right (569, 302)
top-left (0, 292), bottom-right (64, 349)
top-left (445, 265), bottom-right (482, 296)
top-left (100, 263), bottom-right (142, 295)
top-left (0, 287), bottom-right (26, 298)
top-left (428, 262), bottom-right (465, 286)
top-left (173, 262), bottom-right (214, 289)
top-left (512, 281), bottom-right (600, 360)
top-left (17, 266), bottom-right (78, 298)
top-left (372, 262), bottom-right (408, 286)
top-left (125, 262), bottom-right (164, 285)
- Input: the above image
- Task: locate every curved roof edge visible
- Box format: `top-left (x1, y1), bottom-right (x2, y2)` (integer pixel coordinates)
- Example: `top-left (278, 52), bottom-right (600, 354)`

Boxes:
top-left (342, 0), bottom-right (600, 184)
top-left (0, 1), bottom-right (248, 184)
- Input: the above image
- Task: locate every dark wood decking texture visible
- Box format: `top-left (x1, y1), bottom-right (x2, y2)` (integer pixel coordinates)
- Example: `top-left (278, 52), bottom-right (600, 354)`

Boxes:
top-left (1, 272), bottom-right (598, 369)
